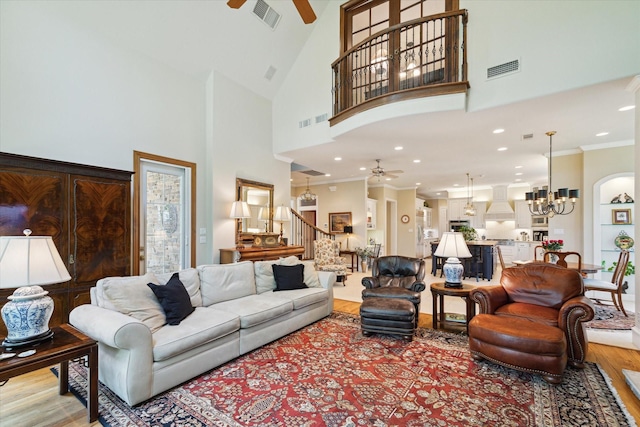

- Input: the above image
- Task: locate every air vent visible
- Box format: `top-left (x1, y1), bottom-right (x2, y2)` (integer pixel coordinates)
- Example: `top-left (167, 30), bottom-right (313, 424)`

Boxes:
top-left (315, 113), bottom-right (328, 123)
top-left (264, 65), bottom-right (277, 81)
top-left (253, 0), bottom-right (281, 30)
top-left (301, 170), bottom-right (325, 176)
top-left (487, 59), bottom-right (520, 80)
top-left (522, 133), bottom-right (534, 140)
top-left (299, 118), bottom-right (311, 128)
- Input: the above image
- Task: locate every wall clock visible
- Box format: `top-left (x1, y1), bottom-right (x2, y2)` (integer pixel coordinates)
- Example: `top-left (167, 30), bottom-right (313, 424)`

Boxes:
top-left (401, 215), bottom-right (410, 224)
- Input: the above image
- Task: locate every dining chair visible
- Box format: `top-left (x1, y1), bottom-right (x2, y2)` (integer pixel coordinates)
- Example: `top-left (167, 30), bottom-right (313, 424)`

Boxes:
top-left (584, 250), bottom-right (630, 316)
top-left (543, 251), bottom-right (582, 272)
top-left (533, 245), bottom-right (545, 260)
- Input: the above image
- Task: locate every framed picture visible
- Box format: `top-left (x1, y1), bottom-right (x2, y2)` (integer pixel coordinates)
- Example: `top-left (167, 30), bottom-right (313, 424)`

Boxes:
top-left (612, 209), bottom-right (631, 225)
top-left (329, 212), bottom-right (352, 233)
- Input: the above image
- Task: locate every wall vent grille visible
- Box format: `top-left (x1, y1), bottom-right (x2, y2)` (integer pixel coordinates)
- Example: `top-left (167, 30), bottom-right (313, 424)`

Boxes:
top-left (487, 59), bottom-right (520, 79)
top-left (299, 118), bottom-right (312, 128)
top-left (253, 0), bottom-right (281, 30)
top-left (315, 113), bottom-right (328, 123)
top-left (301, 170), bottom-right (325, 176)
top-left (522, 133), bottom-right (534, 140)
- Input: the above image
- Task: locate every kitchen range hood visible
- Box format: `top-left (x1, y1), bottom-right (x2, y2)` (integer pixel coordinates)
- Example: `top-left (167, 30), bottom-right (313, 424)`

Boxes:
top-left (485, 185), bottom-right (515, 221)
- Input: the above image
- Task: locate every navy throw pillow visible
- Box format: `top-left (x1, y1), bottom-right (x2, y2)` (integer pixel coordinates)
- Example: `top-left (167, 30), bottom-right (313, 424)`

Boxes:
top-left (272, 264), bottom-right (307, 291)
top-left (148, 272), bottom-right (194, 325)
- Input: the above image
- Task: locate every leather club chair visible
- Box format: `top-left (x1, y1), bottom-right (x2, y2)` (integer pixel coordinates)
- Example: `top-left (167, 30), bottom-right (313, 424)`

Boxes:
top-left (361, 256), bottom-right (426, 328)
top-left (469, 263), bottom-right (595, 384)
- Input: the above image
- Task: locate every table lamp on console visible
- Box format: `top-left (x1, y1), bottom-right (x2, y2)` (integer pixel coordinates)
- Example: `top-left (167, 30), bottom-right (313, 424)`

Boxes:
top-left (433, 232), bottom-right (471, 288)
top-left (230, 201), bottom-right (251, 249)
top-left (0, 229), bottom-right (71, 348)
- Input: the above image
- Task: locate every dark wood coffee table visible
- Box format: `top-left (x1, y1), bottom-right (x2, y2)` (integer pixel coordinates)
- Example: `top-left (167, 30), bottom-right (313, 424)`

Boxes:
top-left (0, 324), bottom-right (98, 422)
top-left (430, 282), bottom-right (477, 333)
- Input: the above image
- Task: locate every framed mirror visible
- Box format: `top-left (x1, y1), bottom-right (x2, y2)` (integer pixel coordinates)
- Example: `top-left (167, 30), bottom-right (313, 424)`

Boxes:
top-left (236, 178), bottom-right (274, 245)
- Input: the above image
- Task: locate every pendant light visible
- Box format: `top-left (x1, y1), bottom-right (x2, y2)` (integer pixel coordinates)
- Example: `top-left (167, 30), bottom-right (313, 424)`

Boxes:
top-left (525, 131), bottom-right (579, 216)
top-left (464, 173), bottom-right (476, 216)
top-left (300, 177), bottom-right (317, 202)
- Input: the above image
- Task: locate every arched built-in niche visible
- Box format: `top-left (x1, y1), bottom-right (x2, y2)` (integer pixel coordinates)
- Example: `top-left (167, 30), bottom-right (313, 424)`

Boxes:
top-left (592, 173), bottom-right (635, 299)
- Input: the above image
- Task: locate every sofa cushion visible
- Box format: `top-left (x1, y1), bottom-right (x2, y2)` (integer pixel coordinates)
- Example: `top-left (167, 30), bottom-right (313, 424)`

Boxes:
top-left (152, 307), bottom-right (240, 362)
top-left (254, 258), bottom-right (320, 294)
top-left (156, 268), bottom-right (202, 307)
top-left (263, 287), bottom-right (328, 310)
top-left (97, 272), bottom-right (166, 333)
top-left (272, 264), bottom-right (308, 291)
top-left (198, 261), bottom-right (256, 306)
top-left (148, 272), bottom-right (195, 325)
top-left (212, 295), bottom-right (293, 329)
top-left (494, 302), bottom-right (559, 328)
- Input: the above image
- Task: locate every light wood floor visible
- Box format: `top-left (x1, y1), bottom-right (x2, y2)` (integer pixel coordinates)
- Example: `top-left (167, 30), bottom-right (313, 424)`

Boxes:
top-left (1, 299), bottom-right (639, 426)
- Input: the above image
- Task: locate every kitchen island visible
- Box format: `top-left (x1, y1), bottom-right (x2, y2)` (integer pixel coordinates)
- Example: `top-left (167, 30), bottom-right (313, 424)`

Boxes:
top-left (431, 240), bottom-right (498, 280)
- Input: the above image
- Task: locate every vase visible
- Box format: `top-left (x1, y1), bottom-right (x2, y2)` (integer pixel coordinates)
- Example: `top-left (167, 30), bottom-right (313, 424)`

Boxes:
top-left (361, 260), bottom-right (368, 273)
top-left (546, 252), bottom-right (559, 263)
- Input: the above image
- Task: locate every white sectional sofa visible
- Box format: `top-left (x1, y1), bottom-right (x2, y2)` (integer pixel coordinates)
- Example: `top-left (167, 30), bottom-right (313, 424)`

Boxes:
top-left (69, 257), bottom-right (335, 406)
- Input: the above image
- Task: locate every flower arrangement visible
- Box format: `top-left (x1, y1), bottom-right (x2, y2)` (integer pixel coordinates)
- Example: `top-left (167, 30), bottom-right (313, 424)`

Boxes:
top-left (355, 246), bottom-right (375, 260)
top-left (542, 239), bottom-right (564, 251)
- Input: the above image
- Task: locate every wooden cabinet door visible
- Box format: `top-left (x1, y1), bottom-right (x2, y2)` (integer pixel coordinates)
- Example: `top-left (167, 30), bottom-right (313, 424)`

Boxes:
top-left (0, 168), bottom-right (70, 337)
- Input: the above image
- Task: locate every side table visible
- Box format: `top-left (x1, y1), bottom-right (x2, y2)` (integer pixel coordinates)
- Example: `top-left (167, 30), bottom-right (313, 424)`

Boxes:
top-left (0, 324), bottom-right (98, 423)
top-left (430, 282), bottom-right (477, 333)
top-left (340, 249), bottom-right (358, 272)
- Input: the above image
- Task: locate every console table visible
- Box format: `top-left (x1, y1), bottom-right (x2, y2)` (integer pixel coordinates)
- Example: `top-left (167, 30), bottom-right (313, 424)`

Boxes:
top-left (220, 245), bottom-right (305, 264)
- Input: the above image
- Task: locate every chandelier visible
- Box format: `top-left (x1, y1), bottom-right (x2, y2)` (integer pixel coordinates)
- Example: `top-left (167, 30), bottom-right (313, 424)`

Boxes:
top-left (464, 173), bottom-right (476, 216)
top-left (300, 177), bottom-right (317, 202)
top-left (525, 131), bottom-right (579, 216)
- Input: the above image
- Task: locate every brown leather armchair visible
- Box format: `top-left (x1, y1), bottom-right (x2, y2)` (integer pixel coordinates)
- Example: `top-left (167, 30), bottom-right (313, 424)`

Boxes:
top-left (361, 256), bottom-right (426, 326)
top-left (469, 263), bottom-right (595, 383)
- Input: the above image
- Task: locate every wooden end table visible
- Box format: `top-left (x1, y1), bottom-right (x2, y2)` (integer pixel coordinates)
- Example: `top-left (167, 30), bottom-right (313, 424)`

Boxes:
top-left (0, 324), bottom-right (98, 423)
top-left (430, 282), bottom-right (477, 333)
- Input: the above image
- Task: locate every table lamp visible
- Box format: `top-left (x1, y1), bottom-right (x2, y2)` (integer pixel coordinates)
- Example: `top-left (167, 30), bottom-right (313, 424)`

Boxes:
top-left (0, 230), bottom-right (71, 348)
top-left (273, 205), bottom-right (291, 245)
top-left (433, 232), bottom-right (472, 287)
top-left (230, 201), bottom-right (251, 249)
top-left (343, 226), bottom-right (353, 249)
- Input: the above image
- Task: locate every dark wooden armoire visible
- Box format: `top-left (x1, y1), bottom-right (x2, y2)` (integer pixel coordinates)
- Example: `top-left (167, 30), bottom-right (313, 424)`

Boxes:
top-left (0, 152), bottom-right (133, 337)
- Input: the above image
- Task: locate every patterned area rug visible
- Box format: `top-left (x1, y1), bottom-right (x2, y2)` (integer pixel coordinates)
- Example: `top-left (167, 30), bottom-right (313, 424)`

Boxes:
top-left (58, 313), bottom-right (635, 427)
top-left (586, 304), bottom-right (635, 330)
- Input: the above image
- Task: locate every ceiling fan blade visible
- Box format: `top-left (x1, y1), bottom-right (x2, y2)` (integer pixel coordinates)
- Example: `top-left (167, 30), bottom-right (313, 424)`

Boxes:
top-left (385, 174), bottom-right (399, 179)
top-left (292, 0), bottom-right (317, 24)
top-left (227, 0), bottom-right (247, 9)
top-left (385, 170), bottom-right (404, 174)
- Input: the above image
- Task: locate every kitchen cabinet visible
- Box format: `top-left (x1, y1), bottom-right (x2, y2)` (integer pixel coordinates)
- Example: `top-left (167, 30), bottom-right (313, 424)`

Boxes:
top-left (516, 242), bottom-right (534, 261)
top-left (447, 199), bottom-right (466, 221)
top-left (0, 152), bottom-right (132, 338)
top-left (515, 200), bottom-right (532, 229)
top-left (366, 198), bottom-right (377, 229)
top-left (497, 245), bottom-right (515, 266)
top-left (470, 201), bottom-right (486, 229)
top-left (425, 207), bottom-right (433, 228)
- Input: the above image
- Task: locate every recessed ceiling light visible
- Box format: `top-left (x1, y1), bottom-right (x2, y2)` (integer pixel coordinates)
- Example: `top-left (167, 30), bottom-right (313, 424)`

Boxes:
top-left (436, 192), bottom-right (441, 195)
top-left (386, 177), bottom-right (391, 181)
top-left (325, 173), bottom-right (331, 177)
top-left (619, 105), bottom-right (635, 111)
top-left (515, 178), bottom-right (522, 182)
top-left (334, 157), bottom-right (342, 161)
top-left (493, 128), bottom-right (505, 134)
top-left (394, 146), bottom-right (403, 150)
top-left (359, 167), bottom-right (366, 171)
top-left (515, 172), bottom-right (523, 176)
top-left (497, 147), bottom-right (508, 151)
top-left (515, 165), bottom-right (522, 169)
top-left (413, 159), bottom-right (421, 163)
top-left (416, 182), bottom-right (421, 186)
top-left (596, 132), bottom-right (609, 137)
top-left (453, 183), bottom-right (459, 187)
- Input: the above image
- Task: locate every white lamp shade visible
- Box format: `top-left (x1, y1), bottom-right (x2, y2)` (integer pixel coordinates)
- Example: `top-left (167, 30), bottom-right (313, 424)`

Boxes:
top-left (0, 236), bottom-right (71, 289)
top-left (434, 232), bottom-right (472, 259)
top-left (229, 201), bottom-right (251, 219)
top-left (258, 207), bottom-right (270, 220)
top-left (273, 206), bottom-right (291, 222)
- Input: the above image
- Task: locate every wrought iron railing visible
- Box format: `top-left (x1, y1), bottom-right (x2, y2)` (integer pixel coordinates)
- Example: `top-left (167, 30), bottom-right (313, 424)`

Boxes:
top-left (290, 209), bottom-right (335, 260)
top-left (330, 10), bottom-right (468, 125)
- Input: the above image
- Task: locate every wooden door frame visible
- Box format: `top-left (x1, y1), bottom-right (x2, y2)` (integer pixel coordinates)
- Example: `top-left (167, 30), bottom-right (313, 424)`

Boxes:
top-left (133, 151), bottom-right (197, 275)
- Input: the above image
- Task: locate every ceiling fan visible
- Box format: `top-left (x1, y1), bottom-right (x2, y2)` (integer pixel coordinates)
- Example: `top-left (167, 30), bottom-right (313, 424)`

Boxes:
top-left (368, 159), bottom-right (404, 181)
top-left (227, 0), bottom-right (317, 24)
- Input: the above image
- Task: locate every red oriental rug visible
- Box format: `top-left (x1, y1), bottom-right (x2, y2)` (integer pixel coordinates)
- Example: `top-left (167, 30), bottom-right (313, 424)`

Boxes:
top-left (586, 304), bottom-right (635, 330)
top-left (58, 313), bottom-right (634, 427)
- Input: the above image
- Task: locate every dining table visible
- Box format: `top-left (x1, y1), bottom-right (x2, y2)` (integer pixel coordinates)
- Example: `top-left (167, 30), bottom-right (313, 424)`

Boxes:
top-left (512, 260), bottom-right (602, 275)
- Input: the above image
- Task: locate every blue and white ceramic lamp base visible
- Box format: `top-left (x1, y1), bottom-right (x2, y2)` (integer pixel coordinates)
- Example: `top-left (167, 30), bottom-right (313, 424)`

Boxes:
top-left (443, 257), bottom-right (465, 288)
top-left (1, 285), bottom-right (55, 348)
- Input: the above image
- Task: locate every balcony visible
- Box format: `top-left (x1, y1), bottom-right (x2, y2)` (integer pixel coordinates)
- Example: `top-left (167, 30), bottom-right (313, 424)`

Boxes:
top-left (330, 10), bottom-right (469, 126)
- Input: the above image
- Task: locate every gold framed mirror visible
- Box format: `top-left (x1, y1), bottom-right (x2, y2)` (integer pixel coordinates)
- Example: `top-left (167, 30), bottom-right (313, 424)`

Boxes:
top-left (236, 178), bottom-right (274, 245)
